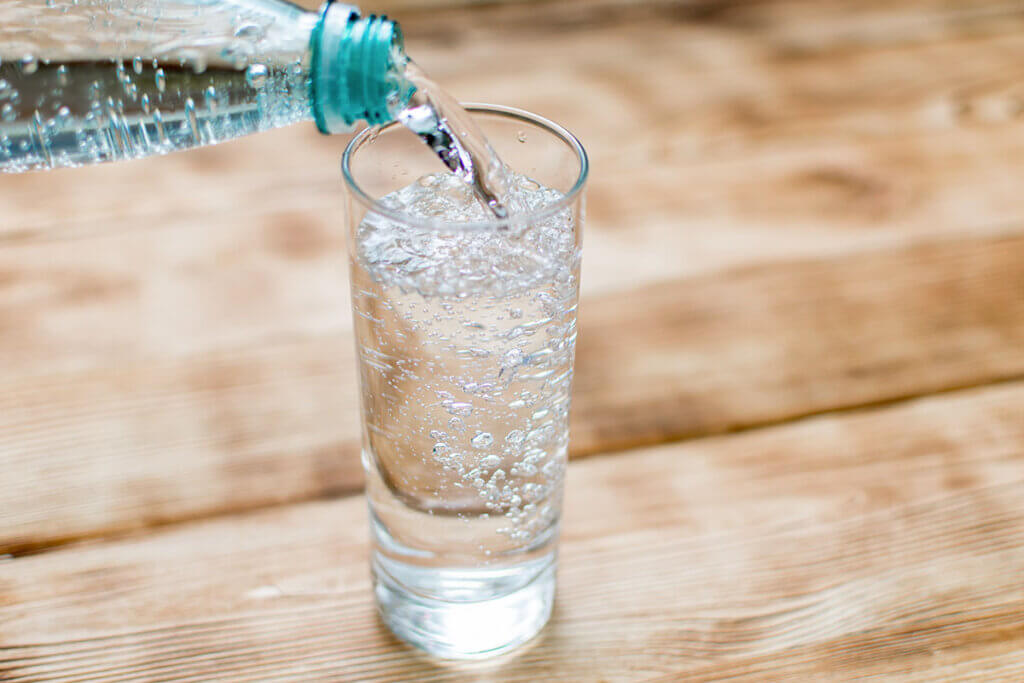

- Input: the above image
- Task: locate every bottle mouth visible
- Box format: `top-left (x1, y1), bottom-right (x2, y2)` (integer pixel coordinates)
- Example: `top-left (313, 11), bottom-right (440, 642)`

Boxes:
top-left (311, 3), bottom-right (407, 133)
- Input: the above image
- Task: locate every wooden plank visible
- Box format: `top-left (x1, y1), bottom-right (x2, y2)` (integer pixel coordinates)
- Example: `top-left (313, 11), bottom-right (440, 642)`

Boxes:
top-left (4, 380), bottom-right (1024, 679)
top-left (4, 231), bottom-right (1024, 554)
top-left (7, 0), bottom-right (1024, 550)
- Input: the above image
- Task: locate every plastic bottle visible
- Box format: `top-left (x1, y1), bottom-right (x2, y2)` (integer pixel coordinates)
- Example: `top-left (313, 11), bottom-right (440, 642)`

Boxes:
top-left (0, 0), bottom-right (408, 172)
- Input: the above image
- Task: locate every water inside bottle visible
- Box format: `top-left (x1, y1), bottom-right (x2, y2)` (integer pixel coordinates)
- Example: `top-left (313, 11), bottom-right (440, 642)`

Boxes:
top-left (1, 57), bottom-right (514, 221)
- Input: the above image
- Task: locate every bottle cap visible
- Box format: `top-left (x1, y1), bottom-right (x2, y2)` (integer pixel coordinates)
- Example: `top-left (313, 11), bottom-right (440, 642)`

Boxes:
top-left (312, 1), bottom-right (406, 133)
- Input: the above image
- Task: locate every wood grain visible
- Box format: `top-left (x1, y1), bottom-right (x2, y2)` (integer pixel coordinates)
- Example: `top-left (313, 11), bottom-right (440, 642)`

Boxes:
top-left (5, 227), bottom-right (1024, 555)
top-left (6, 0), bottom-right (1024, 552)
top-left (4, 380), bottom-right (1024, 680)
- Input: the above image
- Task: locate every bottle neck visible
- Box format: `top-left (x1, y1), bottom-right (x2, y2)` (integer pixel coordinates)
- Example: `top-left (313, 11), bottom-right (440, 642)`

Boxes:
top-left (310, 2), bottom-right (408, 134)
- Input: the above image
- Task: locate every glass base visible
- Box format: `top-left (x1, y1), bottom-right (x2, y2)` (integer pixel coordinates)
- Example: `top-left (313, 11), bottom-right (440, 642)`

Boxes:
top-left (372, 549), bottom-right (556, 659)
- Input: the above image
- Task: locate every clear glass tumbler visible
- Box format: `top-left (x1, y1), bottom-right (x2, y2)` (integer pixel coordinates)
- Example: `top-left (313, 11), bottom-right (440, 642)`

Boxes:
top-left (342, 104), bottom-right (588, 658)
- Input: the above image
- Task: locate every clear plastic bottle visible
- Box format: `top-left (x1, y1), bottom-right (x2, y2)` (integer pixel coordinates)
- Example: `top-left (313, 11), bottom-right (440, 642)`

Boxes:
top-left (0, 0), bottom-right (408, 172)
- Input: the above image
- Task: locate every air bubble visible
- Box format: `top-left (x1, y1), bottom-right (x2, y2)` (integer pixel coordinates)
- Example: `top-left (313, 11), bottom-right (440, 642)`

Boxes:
top-left (471, 432), bottom-right (494, 449)
top-left (245, 64), bottom-right (268, 89)
top-left (502, 348), bottom-right (524, 369)
top-left (204, 85), bottom-right (218, 110)
top-left (56, 65), bottom-right (69, 86)
top-left (448, 417), bottom-right (466, 432)
top-left (154, 68), bottom-right (166, 93)
top-left (506, 430), bottom-right (525, 445)
top-left (446, 402), bottom-right (472, 417)
top-left (1, 104), bottom-right (15, 122)
top-left (132, 57), bottom-right (143, 74)
top-left (234, 22), bottom-right (264, 40)
top-left (480, 455), bottom-right (502, 468)
top-left (19, 55), bottom-right (38, 75)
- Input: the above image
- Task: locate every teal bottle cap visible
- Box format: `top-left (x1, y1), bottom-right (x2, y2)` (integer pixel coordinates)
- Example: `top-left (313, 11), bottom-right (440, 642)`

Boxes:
top-left (312, 1), bottom-right (406, 133)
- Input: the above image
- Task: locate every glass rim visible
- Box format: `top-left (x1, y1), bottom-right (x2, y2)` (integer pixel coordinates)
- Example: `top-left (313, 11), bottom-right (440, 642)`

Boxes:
top-left (341, 103), bottom-right (589, 231)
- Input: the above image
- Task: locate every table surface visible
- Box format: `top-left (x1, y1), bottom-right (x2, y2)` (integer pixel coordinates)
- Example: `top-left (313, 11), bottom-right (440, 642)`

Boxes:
top-left (5, 0), bottom-right (1024, 679)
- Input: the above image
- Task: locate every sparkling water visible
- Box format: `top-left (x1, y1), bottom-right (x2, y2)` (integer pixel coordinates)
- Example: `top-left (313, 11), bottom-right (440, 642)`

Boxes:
top-left (352, 169), bottom-right (580, 656)
top-left (0, 59), bottom-right (312, 171)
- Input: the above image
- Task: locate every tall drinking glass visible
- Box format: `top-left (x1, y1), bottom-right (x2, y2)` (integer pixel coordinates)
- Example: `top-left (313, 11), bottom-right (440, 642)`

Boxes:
top-left (342, 104), bottom-right (588, 658)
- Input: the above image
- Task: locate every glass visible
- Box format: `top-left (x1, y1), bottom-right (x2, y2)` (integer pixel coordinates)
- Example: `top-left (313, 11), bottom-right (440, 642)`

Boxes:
top-left (342, 104), bottom-right (588, 658)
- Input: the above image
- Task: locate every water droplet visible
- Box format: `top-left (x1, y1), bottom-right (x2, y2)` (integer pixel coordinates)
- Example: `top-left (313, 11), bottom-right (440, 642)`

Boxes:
top-left (532, 408), bottom-right (550, 421)
top-left (471, 432), bottom-right (494, 449)
top-left (154, 68), bottom-right (166, 93)
top-left (516, 130), bottom-right (527, 143)
top-left (429, 429), bottom-right (448, 441)
top-left (204, 85), bottom-right (218, 110)
top-left (56, 64), bottom-right (69, 86)
top-left (140, 94), bottom-right (151, 114)
top-left (0, 80), bottom-right (9, 95)
top-left (1, 104), bottom-right (15, 122)
top-left (233, 22), bottom-right (264, 40)
top-left (19, 55), bottom-right (38, 75)
top-left (245, 63), bottom-right (268, 89)
top-left (506, 430), bottom-right (525, 445)
top-left (57, 106), bottom-right (70, 119)
top-left (448, 417), bottom-right (466, 432)
top-left (132, 56), bottom-right (143, 74)
top-left (432, 442), bottom-right (449, 456)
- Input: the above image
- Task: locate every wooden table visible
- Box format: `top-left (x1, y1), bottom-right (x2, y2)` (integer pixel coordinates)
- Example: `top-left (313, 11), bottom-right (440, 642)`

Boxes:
top-left (4, 0), bottom-right (1024, 678)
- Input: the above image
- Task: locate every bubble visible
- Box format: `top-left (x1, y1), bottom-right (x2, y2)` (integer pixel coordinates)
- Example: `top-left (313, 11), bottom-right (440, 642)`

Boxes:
top-left (1, 104), bottom-right (15, 122)
top-left (19, 55), bottom-right (38, 75)
top-left (184, 97), bottom-right (200, 141)
top-left (56, 65), bottom-right (69, 86)
top-left (480, 455), bottom-right (502, 468)
top-left (509, 308), bottom-right (523, 319)
top-left (516, 131), bottom-right (527, 143)
top-left (245, 64), bottom-right (268, 89)
top-left (448, 417), bottom-right (466, 432)
top-left (446, 402), bottom-right (472, 417)
top-left (140, 94), bottom-right (151, 114)
top-left (506, 430), bottom-right (525, 445)
top-left (502, 348), bottom-right (524, 369)
top-left (132, 56), bottom-right (143, 74)
top-left (429, 429), bottom-right (448, 441)
top-left (432, 442), bottom-right (449, 456)
top-left (234, 22), bottom-right (264, 40)
top-left (154, 68), bottom-right (166, 93)
top-left (56, 106), bottom-right (70, 119)
top-left (204, 85), bottom-right (218, 110)
top-left (471, 432), bottom-right (493, 449)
